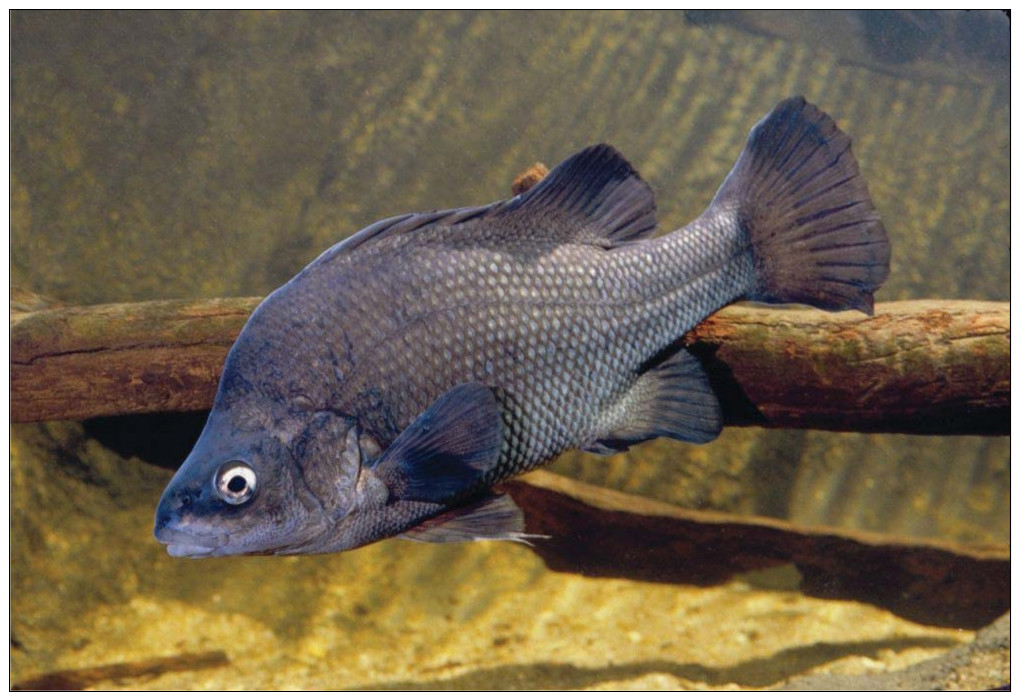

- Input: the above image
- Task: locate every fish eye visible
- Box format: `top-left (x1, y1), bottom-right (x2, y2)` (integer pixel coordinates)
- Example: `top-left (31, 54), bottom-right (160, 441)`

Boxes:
top-left (214, 461), bottom-right (257, 505)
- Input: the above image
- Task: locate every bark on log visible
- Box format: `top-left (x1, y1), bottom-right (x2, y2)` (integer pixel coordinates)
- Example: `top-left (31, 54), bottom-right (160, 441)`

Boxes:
top-left (505, 470), bottom-right (1010, 630)
top-left (11, 298), bottom-right (260, 424)
top-left (10, 298), bottom-right (1009, 433)
top-left (685, 299), bottom-right (1009, 435)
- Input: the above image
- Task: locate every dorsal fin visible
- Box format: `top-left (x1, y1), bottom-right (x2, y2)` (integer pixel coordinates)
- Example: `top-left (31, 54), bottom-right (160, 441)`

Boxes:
top-left (331, 145), bottom-right (657, 256)
top-left (495, 144), bottom-right (658, 244)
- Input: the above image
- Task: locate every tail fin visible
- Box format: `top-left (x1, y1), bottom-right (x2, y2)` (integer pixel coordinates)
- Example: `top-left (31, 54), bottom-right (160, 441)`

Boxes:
top-left (711, 96), bottom-right (890, 314)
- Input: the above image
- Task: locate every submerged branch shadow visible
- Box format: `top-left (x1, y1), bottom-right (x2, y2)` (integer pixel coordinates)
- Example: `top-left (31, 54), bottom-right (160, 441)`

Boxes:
top-left (351, 636), bottom-right (958, 690)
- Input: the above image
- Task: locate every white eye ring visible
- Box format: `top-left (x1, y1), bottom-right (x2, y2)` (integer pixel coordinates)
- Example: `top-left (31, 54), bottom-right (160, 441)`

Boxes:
top-left (215, 461), bottom-right (258, 505)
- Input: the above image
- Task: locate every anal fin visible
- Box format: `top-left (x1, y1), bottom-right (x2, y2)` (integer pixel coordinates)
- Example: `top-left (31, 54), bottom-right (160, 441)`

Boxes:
top-left (586, 348), bottom-right (722, 453)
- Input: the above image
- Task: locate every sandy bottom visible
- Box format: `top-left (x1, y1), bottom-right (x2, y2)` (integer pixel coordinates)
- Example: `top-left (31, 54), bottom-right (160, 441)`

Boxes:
top-left (10, 423), bottom-right (1002, 691)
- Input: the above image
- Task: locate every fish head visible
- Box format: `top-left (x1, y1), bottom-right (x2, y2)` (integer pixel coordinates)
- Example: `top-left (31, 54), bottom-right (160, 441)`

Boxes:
top-left (154, 401), bottom-right (379, 557)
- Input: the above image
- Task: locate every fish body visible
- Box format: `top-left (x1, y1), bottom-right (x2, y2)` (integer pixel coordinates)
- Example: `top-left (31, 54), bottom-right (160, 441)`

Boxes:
top-left (155, 97), bottom-right (889, 557)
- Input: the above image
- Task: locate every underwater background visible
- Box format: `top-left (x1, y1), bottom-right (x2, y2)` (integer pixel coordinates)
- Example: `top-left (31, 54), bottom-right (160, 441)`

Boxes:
top-left (10, 11), bottom-right (1009, 690)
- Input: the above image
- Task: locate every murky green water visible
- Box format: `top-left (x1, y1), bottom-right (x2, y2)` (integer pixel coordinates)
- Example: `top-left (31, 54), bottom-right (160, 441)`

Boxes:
top-left (10, 11), bottom-right (1009, 690)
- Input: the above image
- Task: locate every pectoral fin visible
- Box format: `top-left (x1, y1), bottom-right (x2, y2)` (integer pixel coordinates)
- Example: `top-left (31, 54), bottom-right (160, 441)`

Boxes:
top-left (369, 382), bottom-right (504, 503)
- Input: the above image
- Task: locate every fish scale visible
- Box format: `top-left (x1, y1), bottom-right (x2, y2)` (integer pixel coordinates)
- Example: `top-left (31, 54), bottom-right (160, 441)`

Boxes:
top-left (251, 224), bottom-right (745, 501)
top-left (155, 97), bottom-right (889, 556)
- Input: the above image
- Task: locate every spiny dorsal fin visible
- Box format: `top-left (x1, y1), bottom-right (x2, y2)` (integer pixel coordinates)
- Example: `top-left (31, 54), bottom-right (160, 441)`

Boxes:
top-left (333, 145), bottom-right (657, 255)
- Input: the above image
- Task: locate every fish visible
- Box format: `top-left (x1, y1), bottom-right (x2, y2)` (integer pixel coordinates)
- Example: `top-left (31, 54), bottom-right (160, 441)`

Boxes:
top-left (154, 96), bottom-right (889, 557)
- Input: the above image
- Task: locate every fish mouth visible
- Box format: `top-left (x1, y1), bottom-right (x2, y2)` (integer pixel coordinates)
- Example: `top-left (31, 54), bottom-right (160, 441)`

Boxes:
top-left (154, 525), bottom-right (229, 558)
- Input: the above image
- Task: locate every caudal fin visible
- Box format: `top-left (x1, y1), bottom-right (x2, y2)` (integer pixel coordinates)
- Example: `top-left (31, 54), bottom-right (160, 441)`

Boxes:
top-left (711, 96), bottom-right (890, 314)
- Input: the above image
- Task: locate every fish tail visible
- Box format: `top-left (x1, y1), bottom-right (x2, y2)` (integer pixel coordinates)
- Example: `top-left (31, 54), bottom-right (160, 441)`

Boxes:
top-left (709, 96), bottom-right (890, 314)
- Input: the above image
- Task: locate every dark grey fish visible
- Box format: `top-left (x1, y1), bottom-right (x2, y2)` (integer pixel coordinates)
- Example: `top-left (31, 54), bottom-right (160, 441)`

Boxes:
top-left (155, 97), bottom-right (889, 557)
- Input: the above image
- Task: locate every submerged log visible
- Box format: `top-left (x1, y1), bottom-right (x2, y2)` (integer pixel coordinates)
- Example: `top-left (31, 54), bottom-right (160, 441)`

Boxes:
top-left (685, 299), bottom-right (1009, 434)
top-left (10, 298), bottom-right (1008, 433)
top-left (505, 470), bottom-right (1010, 630)
top-left (11, 298), bottom-right (259, 424)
